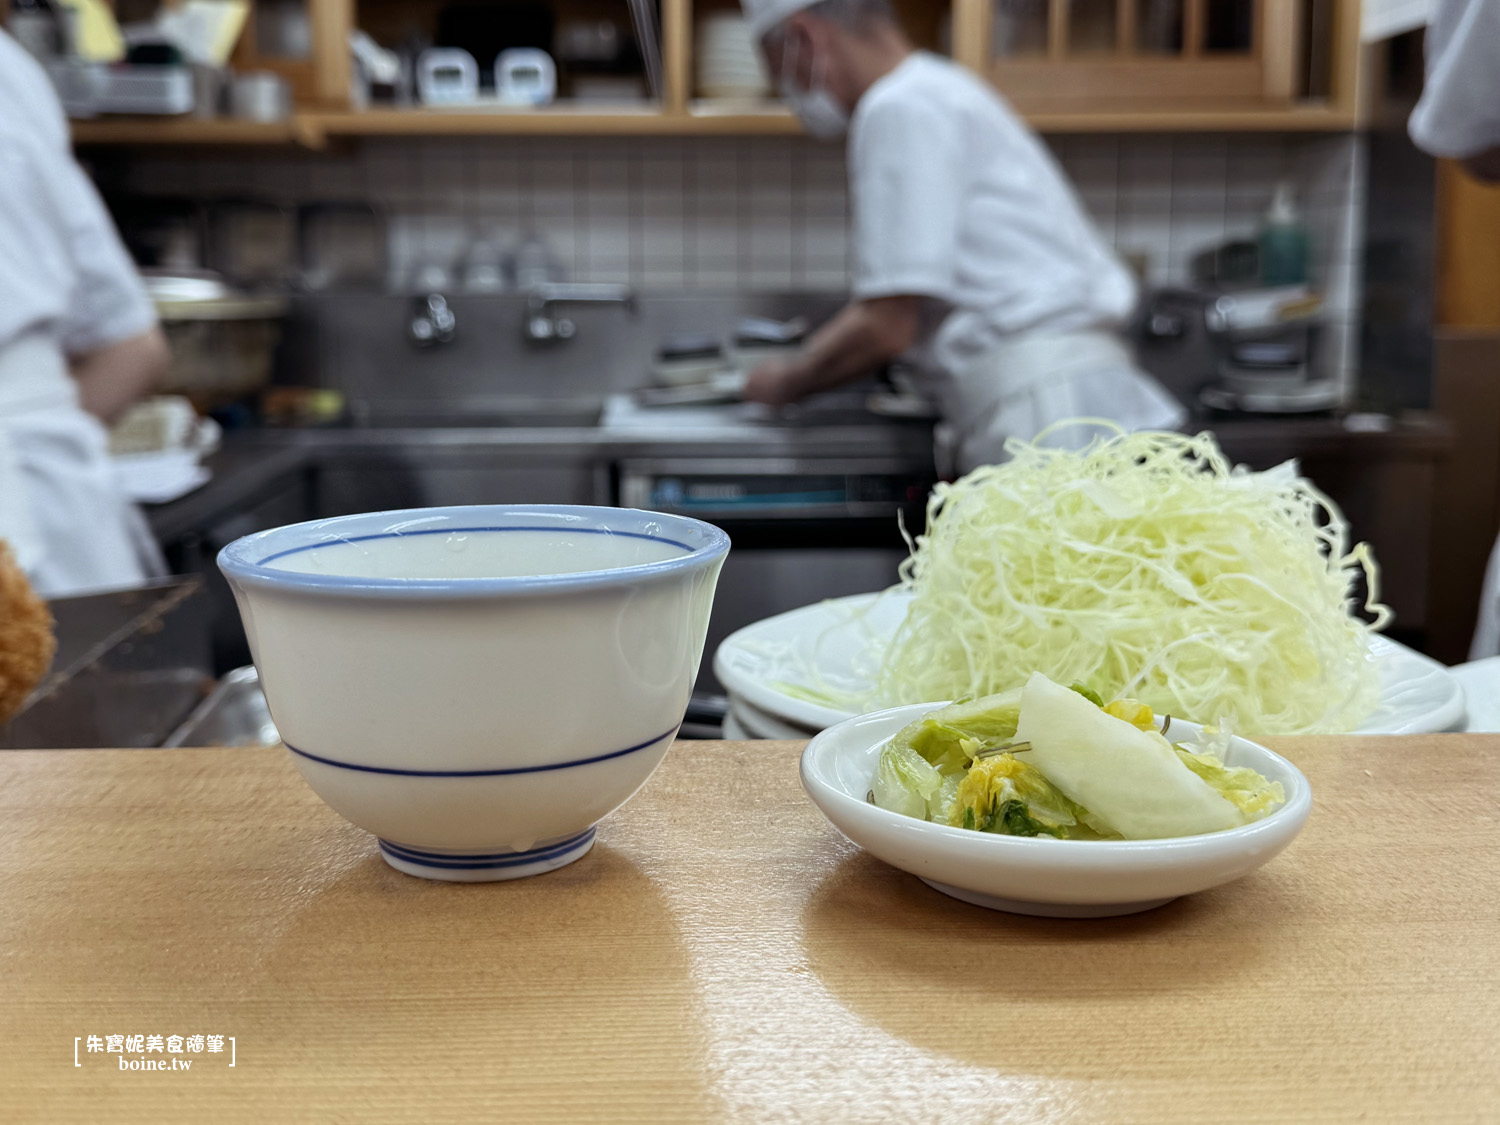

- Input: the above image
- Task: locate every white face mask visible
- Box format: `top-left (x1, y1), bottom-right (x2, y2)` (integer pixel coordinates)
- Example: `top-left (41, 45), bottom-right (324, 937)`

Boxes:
top-left (779, 35), bottom-right (848, 141)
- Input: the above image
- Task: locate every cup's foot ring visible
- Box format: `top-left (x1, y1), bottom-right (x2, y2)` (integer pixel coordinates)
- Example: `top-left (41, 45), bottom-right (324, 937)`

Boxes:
top-left (378, 828), bottom-right (597, 882)
top-left (921, 878), bottom-right (1177, 918)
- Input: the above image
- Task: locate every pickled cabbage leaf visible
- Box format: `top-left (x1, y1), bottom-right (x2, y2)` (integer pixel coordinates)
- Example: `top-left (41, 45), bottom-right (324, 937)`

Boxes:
top-left (870, 672), bottom-right (1284, 839)
top-left (1069, 683), bottom-right (1105, 708)
top-left (1015, 672), bottom-right (1242, 839)
top-left (1173, 746), bottom-right (1286, 820)
top-left (1103, 698), bottom-right (1156, 730)
top-left (948, 753), bottom-right (1101, 839)
top-left (886, 690), bottom-right (1022, 775)
top-left (872, 739), bottom-right (942, 821)
top-left (872, 692), bottom-right (1021, 822)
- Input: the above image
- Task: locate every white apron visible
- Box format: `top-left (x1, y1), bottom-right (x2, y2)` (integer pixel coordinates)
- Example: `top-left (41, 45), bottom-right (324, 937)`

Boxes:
top-left (0, 331), bottom-right (163, 597)
top-left (934, 329), bottom-right (1188, 475)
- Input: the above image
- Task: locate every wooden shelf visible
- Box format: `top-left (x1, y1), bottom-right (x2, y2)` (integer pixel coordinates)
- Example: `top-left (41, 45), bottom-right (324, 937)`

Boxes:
top-left (71, 101), bottom-right (1356, 147)
top-left (684, 103), bottom-right (803, 133)
top-left (69, 118), bottom-right (300, 145)
top-left (66, 0), bottom-right (1365, 146)
top-left (1023, 103), bottom-right (1360, 133)
top-left (298, 104), bottom-right (802, 142)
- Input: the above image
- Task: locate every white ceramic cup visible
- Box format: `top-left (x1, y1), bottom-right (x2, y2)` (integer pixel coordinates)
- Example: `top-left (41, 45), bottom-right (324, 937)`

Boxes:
top-left (228, 71), bottom-right (292, 123)
top-left (219, 505), bottom-right (729, 881)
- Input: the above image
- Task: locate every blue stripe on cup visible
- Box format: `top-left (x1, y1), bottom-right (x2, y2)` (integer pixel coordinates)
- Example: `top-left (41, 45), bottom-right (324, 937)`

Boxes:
top-left (282, 725), bottom-right (678, 777)
top-left (255, 525), bottom-right (695, 568)
top-left (378, 829), bottom-right (596, 870)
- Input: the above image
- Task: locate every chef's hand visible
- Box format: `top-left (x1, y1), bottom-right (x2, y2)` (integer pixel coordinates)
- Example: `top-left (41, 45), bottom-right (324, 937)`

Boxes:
top-left (740, 296), bottom-right (920, 406)
top-left (742, 358), bottom-right (805, 407)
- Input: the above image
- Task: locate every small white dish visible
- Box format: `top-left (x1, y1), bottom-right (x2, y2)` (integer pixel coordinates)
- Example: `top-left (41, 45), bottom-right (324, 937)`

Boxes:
top-left (800, 702), bottom-right (1312, 917)
top-left (717, 591), bottom-right (1467, 736)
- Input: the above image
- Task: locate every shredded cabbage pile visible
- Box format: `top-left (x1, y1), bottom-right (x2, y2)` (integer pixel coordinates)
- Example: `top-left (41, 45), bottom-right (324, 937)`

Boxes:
top-left (874, 422), bottom-right (1391, 735)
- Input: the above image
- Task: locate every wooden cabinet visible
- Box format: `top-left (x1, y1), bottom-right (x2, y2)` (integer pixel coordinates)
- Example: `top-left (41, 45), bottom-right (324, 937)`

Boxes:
top-left (65, 0), bottom-right (1366, 145)
top-left (970, 0), bottom-right (1303, 107)
top-left (953, 0), bottom-right (1364, 128)
top-left (229, 0), bottom-right (353, 108)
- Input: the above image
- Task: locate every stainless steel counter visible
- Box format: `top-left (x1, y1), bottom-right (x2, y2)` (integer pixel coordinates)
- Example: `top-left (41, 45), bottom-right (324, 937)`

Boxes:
top-left (146, 411), bottom-right (940, 687)
top-left (0, 579), bottom-right (214, 749)
top-left (148, 410), bottom-right (937, 538)
top-left (145, 410), bottom-right (1452, 687)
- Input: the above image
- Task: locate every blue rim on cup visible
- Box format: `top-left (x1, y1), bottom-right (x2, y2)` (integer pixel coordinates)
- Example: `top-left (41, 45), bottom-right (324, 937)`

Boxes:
top-left (218, 504), bottom-right (730, 597)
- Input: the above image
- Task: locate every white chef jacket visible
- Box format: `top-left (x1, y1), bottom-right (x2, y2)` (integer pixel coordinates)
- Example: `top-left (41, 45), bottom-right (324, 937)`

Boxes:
top-left (0, 30), bottom-right (163, 596)
top-left (847, 52), bottom-right (1183, 470)
top-left (1408, 0), bottom-right (1500, 159)
top-left (1404, 3), bottom-right (1500, 658)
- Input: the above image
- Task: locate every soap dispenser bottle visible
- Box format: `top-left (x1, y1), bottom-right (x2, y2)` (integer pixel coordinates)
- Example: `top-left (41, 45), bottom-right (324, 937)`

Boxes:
top-left (1259, 182), bottom-right (1310, 287)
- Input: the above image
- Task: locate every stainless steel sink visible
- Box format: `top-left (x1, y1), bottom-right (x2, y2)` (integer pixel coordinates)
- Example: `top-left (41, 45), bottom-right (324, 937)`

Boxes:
top-left (0, 579), bottom-right (216, 749)
top-left (164, 666), bottom-right (279, 748)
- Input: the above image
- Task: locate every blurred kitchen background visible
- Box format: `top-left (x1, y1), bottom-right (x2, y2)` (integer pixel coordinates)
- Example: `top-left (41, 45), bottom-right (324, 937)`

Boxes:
top-left (5, 0), bottom-right (1498, 746)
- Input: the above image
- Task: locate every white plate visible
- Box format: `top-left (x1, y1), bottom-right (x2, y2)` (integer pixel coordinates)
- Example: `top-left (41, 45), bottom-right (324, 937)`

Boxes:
top-left (634, 370), bottom-right (745, 407)
top-left (728, 694), bottom-right (818, 740)
top-left (1449, 656), bottom-right (1500, 732)
top-left (800, 703), bottom-right (1312, 917)
top-left (111, 450), bottom-right (212, 504)
top-left (721, 710), bottom-right (752, 741)
top-left (715, 592), bottom-right (1468, 736)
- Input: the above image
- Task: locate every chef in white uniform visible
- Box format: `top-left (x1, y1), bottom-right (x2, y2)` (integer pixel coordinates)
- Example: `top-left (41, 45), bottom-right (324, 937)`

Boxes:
top-left (1408, 0), bottom-right (1500, 182)
top-left (0, 29), bottom-right (170, 596)
top-left (738, 0), bottom-right (1184, 472)
top-left (1406, 0), bottom-right (1500, 658)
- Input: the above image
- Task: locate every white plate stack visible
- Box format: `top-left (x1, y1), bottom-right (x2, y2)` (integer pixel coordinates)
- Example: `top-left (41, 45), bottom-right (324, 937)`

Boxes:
top-left (714, 592), bottom-right (1470, 740)
top-left (721, 694), bottom-right (821, 741)
top-left (715, 593), bottom-right (910, 741)
top-left (696, 12), bottom-right (772, 101)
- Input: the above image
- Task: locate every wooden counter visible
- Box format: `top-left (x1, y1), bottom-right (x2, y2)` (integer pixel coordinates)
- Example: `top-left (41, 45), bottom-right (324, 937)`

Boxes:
top-left (2, 737), bottom-right (1498, 1122)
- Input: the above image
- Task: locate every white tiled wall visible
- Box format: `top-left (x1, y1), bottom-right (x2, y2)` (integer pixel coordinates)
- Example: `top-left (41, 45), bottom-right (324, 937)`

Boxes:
top-left (1050, 133), bottom-right (1366, 386)
top-left (123, 130), bottom-right (1366, 382)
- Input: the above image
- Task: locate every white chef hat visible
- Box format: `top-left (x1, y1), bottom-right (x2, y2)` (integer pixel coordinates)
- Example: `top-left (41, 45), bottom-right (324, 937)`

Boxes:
top-left (740, 0), bottom-right (822, 42)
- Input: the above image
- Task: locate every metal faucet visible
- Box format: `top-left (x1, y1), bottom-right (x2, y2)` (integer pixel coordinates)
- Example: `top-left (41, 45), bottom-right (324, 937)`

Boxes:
top-left (524, 282), bottom-right (635, 343)
top-left (409, 293), bottom-right (457, 347)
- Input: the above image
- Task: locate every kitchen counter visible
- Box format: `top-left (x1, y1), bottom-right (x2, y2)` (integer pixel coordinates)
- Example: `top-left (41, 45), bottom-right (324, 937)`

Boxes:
top-left (149, 410), bottom-right (1450, 541)
top-left (146, 437), bottom-right (311, 543)
top-left (3, 736), bottom-right (1496, 1121)
top-left (1189, 412), bottom-right (1452, 462)
top-left (147, 413), bottom-right (939, 541)
top-left (144, 414), bottom-right (943, 687)
top-left (146, 411), bottom-right (1453, 674)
